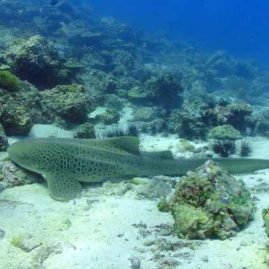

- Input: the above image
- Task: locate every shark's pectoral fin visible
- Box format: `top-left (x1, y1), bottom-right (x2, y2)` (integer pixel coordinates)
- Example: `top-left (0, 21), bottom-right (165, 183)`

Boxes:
top-left (44, 173), bottom-right (81, 201)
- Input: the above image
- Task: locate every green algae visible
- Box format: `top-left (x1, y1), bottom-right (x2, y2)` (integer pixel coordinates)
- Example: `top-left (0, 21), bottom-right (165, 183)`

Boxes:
top-left (0, 70), bottom-right (20, 91)
top-left (160, 161), bottom-right (255, 240)
top-left (208, 124), bottom-right (242, 140)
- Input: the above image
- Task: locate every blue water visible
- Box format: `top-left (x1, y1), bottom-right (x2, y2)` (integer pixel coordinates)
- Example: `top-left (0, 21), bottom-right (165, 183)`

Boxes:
top-left (88, 0), bottom-right (269, 65)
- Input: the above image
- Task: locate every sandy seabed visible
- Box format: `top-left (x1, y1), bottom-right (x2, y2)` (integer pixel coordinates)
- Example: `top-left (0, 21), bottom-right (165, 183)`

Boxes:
top-left (0, 130), bottom-right (269, 269)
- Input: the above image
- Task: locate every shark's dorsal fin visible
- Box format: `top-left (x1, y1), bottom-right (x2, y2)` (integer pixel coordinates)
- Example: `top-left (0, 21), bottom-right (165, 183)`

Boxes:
top-left (141, 150), bottom-right (174, 160)
top-left (107, 136), bottom-right (140, 154)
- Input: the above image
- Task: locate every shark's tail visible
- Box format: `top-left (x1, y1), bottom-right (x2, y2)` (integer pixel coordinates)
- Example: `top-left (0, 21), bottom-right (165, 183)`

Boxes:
top-left (142, 157), bottom-right (269, 177)
top-left (213, 158), bottom-right (269, 174)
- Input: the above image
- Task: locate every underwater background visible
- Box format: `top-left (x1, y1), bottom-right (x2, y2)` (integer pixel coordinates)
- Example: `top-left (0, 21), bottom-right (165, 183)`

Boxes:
top-left (89, 0), bottom-right (269, 65)
top-left (1, 0), bottom-right (269, 268)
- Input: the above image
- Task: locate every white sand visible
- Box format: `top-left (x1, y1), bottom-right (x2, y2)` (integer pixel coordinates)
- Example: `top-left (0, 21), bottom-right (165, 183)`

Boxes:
top-left (29, 124), bottom-right (73, 138)
top-left (1, 134), bottom-right (269, 268)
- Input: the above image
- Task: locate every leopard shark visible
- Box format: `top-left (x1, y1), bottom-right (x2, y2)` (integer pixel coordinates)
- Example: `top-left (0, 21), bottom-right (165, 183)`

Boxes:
top-left (7, 136), bottom-right (269, 201)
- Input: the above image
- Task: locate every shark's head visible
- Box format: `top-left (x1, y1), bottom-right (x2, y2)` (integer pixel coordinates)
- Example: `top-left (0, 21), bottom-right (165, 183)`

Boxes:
top-left (8, 139), bottom-right (42, 173)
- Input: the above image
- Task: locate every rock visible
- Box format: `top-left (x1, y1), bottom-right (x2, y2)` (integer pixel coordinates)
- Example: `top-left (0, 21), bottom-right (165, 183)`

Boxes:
top-left (128, 72), bottom-right (184, 112)
top-left (0, 83), bottom-right (45, 136)
top-left (0, 228), bottom-right (5, 239)
top-left (95, 108), bottom-right (120, 125)
top-left (0, 100), bottom-right (33, 136)
top-left (6, 35), bottom-right (68, 88)
top-left (168, 100), bottom-right (208, 140)
top-left (127, 86), bottom-right (150, 103)
top-left (168, 96), bottom-right (255, 140)
top-left (136, 177), bottom-right (173, 200)
top-left (161, 161), bottom-right (255, 239)
top-left (205, 51), bottom-right (235, 77)
top-left (41, 84), bottom-right (91, 124)
top-left (102, 181), bottom-right (132, 196)
top-left (133, 107), bottom-right (156, 122)
top-left (0, 70), bottom-right (20, 91)
top-left (73, 122), bottom-right (96, 138)
top-left (209, 124), bottom-right (242, 157)
top-left (0, 123), bottom-right (8, 151)
top-left (177, 139), bottom-right (195, 153)
top-left (129, 256), bottom-right (141, 269)
top-left (143, 239), bottom-right (155, 246)
top-left (31, 243), bottom-right (62, 268)
top-left (263, 209), bottom-right (269, 238)
top-left (0, 160), bottom-right (39, 188)
top-left (10, 233), bottom-right (42, 252)
top-left (145, 72), bottom-right (184, 111)
top-left (208, 124), bottom-right (242, 140)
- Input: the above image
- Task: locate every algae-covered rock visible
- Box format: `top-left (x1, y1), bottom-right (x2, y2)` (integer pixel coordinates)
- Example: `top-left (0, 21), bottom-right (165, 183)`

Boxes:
top-left (133, 107), bottom-right (156, 122)
top-left (95, 108), bottom-right (120, 125)
top-left (6, 35), bottom-right (67, 88)
top-left (127, 86), bottom-right (150, 103)
top-left (73, 122), bottom-right (96, 138)
top-left (145, 72), bottom-right (184, 110)
top-left (0, 103), bottom-right (32, 136)
top-left (162, 161), bottom-right (255, 239)
top-left (0, 123), bottom-right (8, 151)
top-left (0, 83), bottom-right (45, 135)
top-left (41, 84), bottom-right (91, 124)
top-left (168, 99), bottom-right (209, 139)
top-left (127, 72), bottom-right (184, 111)
top-left (0, 70), bottom-right (20, 91)
top-left (177, 139), bottom-right (195, 153)
top-left (209, 103), bottom-right (254, 132)
top-left (208, 124), bottom-right (242, 140)
top-left (168, 96), bottom-right (255, 140)
top-left (209, 124), bottom-right (242, 157)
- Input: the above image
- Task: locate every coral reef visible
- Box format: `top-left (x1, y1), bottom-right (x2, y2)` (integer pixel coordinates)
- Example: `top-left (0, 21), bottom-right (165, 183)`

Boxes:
top-left (127, 72), bottom-right (184, 113)
top-left (145, 72), bottom-right (184, 111)
top-left (0, 100), bottom-right (33, 136)
top-left (208, 124), bottom-right (242, 157)
top-left (5, 35), bottom-right (69, 88)
top-left (0, 2), bottom-right (269, 268)
top-left (160, 161), bottom-right (255, 239)
top-left (0, 0), bottom-right (266, 140)
top-left (207, 102), bottom-right (254, 133)
top-left (168, 98), bottom-right (209, 139)
top-left (41, 84), bottom-right (92, 124)
top-left (168, 95), bottom-right (255, 139)
top-left (0, 83), bottom-right (42, 136)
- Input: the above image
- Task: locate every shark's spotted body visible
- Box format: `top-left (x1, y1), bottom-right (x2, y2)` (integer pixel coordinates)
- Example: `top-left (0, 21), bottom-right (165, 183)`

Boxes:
top-left (7, 137), bottom-right (269, 201)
